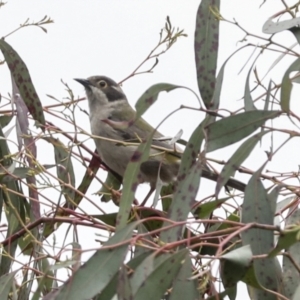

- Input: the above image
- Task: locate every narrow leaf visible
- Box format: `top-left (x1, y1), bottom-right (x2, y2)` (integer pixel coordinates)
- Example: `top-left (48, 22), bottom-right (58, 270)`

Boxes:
top-left (292, 285), bottom-right (300, 300)
top-left (206, 110), bottom-right (280, 152)
top-left (209, 47), bottom-right (242, 112)
top-left (264, 80), bottom-right (272, 111)
top-left (282, 209), bottom-right (300, 298)
top-left (241, 167), bottom-right (284, 297)
top-left (133, 249), bottom-right (188, 300)
top-left (116, 136), bottom-right (153, 231)
top-left (269, 225), bottom-right (300, 257)
top-left (169, 253), bottom-right (199, 300)
top-left (43, 137), bottom-right (75, 208)
top-left (0, 39), bottom-right (45, 128)
top-left (117, 264), bottom-right (132, 300)
top-left (160, 159), bottom-right (202, 242)
top-left (43, 222), bottom-right (137, 300)
top-left (263, 17), bottom-right (300, 34)
top-left (280, 56), bottom-right (300, 112)
top-left (193, 197), bottom-right (229, 219)
top-left (135, 83), bottom-right (184, 120)
top-left (194, 0), bottom-right (220, 108)
top-left (98, 171), bottom-right (121, 203)
top-left (96, 252), bottom-right (150, 300)
top-left (221, 245), bottom-right (253, 288)
top-left (0, 115), bottom-right (13, 128)
top-left (0, 271), bottom-right (17, 299)
top-left (244, 58), bottom-right (258, 111)
top-left (216, 131), bottom-right (269, 195)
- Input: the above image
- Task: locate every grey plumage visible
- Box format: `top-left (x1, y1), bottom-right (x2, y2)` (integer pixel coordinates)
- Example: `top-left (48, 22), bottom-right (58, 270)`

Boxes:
top-left (74, 76), bottom-right (180, 188)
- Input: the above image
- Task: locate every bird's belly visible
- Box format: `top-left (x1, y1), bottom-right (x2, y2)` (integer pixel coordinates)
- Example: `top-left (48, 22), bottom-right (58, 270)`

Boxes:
top-left (97, 139), bottom-right (134, 177)
top-left (90, 117), bottom-right (179, 185)
top-left (90, 117), bottom-right (130, 176)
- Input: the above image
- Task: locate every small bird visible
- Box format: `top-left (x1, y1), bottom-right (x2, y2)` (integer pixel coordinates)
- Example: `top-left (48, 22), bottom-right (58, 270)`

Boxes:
top-left (74, 76), bottom-right (181, 197)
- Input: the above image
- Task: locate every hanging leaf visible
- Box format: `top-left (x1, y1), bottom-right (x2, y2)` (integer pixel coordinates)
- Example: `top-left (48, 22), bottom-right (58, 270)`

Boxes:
top-left (0, 39), bottom-right (45, 129)
top-left (280, 56), bottom-right (300, 112)
top-left (135, 83), bottom-right (184, 120)
top-left (194, 0), bottom-right (220, 108)
top-left (206, 110), bottom-right (280, 152)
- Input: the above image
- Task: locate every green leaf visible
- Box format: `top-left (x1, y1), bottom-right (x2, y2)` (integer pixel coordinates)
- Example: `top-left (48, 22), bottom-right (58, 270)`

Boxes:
top-left (116, 134), bottom-right (153, 231)
top-left (282, 209), bottom-right (300, 298)
top-left (206, 110), bottom-right (280, 152)
top-left (216, 131), bottom-right (269, 195)
top-left (117, 264), bottom-right (132, 300)
top-left (177, 118), bottom-right (206, 175)
top-left (133, 249), bottom-right (188, 300)
top-left (135, 83), bottom-right (184, 120)
top-left (206, 287), bottom-right (237, 300)
top-left (33, 256), bottom-right (57, 299)
top-left (45, 222), bottom-right (137, 300)
top-left (281, 56), bottom-right (300, 112)
top-left (43, 137), bottom-right (75, 208)
top-left (0, 125), bottom-right (27, 275)
top-left (221, 245), bottom-right (252, 288)
top-left (0, 271), bottom-right (17, 299)
top-left (241, 264), bottom-right (261, 289)
top-left (268, 185), bottom-right (284, 217)
top-left (200, 212), bottom-right (240, 256)
top-left (94, 207), bottom-right (165, 231)
top-left (244, 58), bottom-right (258, 111)
top-left (97, 171), bottom-right (121, 203)
top-left (263, 81), bottom-right (272, 111)
top-left (134, 223), bottom-right (154, 257)
top-left (0, 165), bottom-right (55, 182)
top-left (95, 252), bottom-right (150, 300)
top-left (160, 159), bottom-right (203, 242)
top-left (72, 152), bottom-right (100, 207)
top-left (0, 115), bottom-right (13, 128)
top-left (263, 17), bottom-right (300, 34)
top-left (208, 46), bottom-right (240, 113)
top-left (0, 39), bottom-right (45, 128)
top-left (289, 27), bottom-right (300, 46)
top-left (159, 117), bottom-right (210, 243)
top-left (161, 183), bottom-right (174, 212)
top-left (292, 284), bottom-right (300, 300)
top-left (194, 0), bottom-right (220, 108)
top-left (193, 197), bottom-right (229, 219)
top-left (169, 253), bottom-right (199, 300)
top-left (241, 167), bottom-right (284, 297)
top-left (269, 225), bottom-right (300, 257)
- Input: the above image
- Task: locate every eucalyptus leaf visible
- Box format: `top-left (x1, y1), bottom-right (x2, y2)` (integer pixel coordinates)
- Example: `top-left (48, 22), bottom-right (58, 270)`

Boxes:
top-left (0, 39), bottom-right (45, 128)
top-left (43, 222), bottom-right (138, 300)
top-left (280, 56), bottom-right (300, 112)
top-left (216, 131), bottom-right (269, 195)
top-left (263, 17), bottom-right (300, 34)
top-left (206, 110), bottom-right (280, 152)
top-left (241, 166), bottom-right (284, 297)
top-left (194, 0), bottom-right (220, 108)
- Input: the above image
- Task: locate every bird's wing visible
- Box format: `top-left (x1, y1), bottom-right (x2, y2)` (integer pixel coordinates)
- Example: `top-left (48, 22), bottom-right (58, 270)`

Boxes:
top-left (106, 110), bottom-right (182, 158)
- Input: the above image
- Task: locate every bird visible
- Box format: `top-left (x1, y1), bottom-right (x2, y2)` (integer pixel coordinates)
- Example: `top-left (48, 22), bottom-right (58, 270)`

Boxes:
top-left (74, 75), bottom-right (181, 202)
top-left (74, 76), bottom-right (247, 204)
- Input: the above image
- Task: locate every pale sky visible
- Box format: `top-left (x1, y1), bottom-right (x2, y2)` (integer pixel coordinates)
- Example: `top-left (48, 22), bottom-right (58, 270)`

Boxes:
top-left (1, 1), bottom-right (299, 299)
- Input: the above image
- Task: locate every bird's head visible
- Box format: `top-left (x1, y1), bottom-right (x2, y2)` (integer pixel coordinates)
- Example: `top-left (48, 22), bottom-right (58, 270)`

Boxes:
top-left (74, 76), bottom-right (127, 106)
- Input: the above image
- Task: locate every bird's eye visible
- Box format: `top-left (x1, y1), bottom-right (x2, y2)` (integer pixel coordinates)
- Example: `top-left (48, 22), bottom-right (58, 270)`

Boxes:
top-left (98, 80), bottom-right (107, 88)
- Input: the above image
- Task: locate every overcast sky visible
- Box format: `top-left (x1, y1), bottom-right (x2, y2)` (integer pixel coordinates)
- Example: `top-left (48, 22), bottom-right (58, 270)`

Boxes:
top-left (1, 1), bottom-right (299, 299)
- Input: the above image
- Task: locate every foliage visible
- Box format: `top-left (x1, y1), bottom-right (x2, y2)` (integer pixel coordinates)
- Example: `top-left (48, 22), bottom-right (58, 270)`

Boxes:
top-left (1, 1), bottom-right (300, 300)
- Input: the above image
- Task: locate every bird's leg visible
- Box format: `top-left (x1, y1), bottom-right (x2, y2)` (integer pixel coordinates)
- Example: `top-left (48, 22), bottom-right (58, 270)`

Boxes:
top-left (110, 188), bottom-right (139, 206)
top-left (139, 185), bottom-right (155, 206)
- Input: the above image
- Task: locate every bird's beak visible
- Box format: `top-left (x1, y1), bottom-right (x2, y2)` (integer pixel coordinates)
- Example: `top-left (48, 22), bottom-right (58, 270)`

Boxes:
top-left (74, 78), bottom-right (92, 89)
